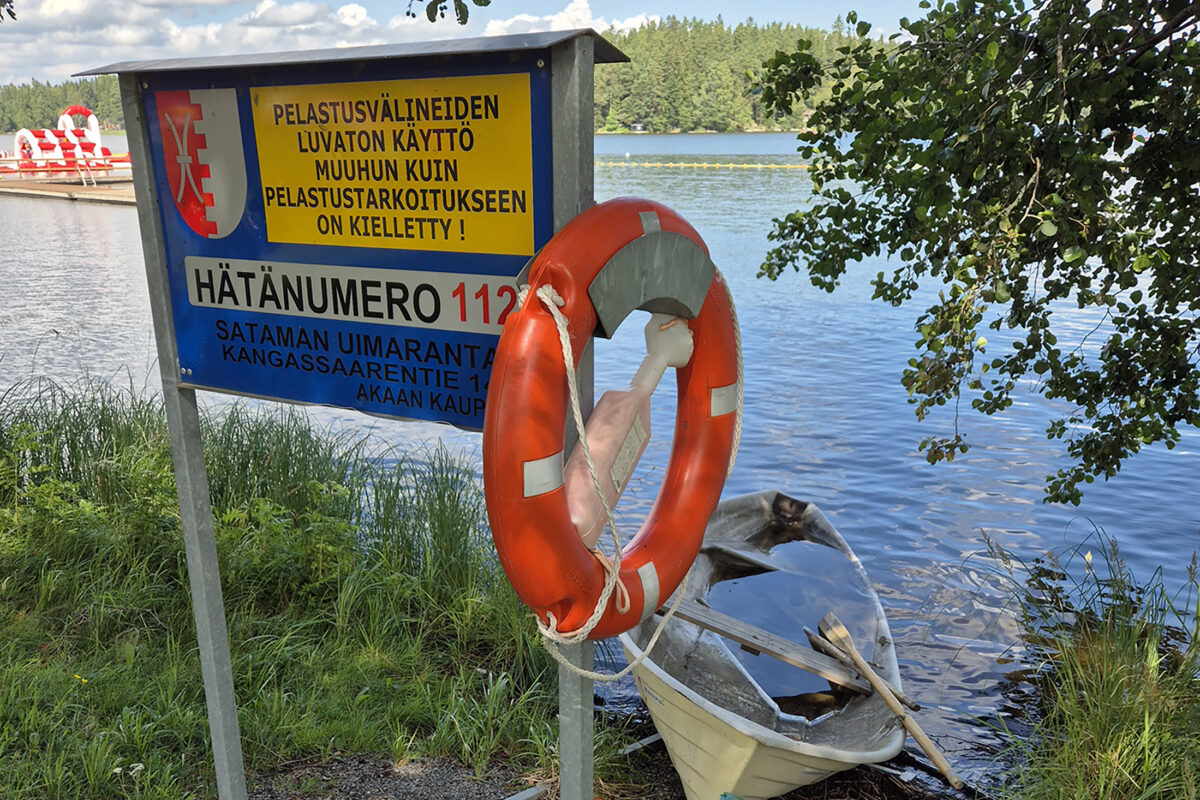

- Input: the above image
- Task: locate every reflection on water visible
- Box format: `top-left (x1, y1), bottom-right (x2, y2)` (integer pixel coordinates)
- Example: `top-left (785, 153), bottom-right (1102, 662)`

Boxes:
top-left (0, 195), bottom-right (157, 388)
top-left (707, 540), bottom-right (880, 700)
top-left (2, 133), bottom-right (1198, 780)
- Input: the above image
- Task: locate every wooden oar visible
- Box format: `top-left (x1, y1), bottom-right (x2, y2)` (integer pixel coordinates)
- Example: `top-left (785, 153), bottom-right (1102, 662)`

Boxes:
top-left (658, 599), bottom-right (872, 693)
top-left (802, 626), bottom-right (921, 712)
top-left (818, 613), bottom-right (964, 791)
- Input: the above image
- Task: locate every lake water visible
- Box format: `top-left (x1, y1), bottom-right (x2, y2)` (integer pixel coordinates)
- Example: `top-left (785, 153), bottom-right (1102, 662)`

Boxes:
top-left (3, 132), bottom-right (1198, 782)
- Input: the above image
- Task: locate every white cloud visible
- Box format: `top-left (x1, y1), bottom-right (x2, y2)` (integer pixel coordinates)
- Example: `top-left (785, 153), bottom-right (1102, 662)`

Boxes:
top-left (335, 2), bottom-right (368, 26)
top-left (17, 0), bottom-right (162, 35)
top-left (162, 20), bottom-right (223, 54)
top-left (608, 13), bottom-right (656, 33)
top-left (38, 0), bottom-right (84, 16)
top-left (483, 0), bottom-right (656, 36)
top-left (384, 8), bottom-right (482, 36)
top-left (0, 0), bottom-right (651, 86)
top-left (240, 0), bottom-right (328, 28)
top-left (135, 0), bottom-right (247, 7)
top-left (1, 0), bottom-right (394, 83)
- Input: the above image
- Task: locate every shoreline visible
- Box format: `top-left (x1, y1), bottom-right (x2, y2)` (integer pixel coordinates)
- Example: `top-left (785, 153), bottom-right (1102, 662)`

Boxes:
top-left (0, 176), bottom-right (135, 204)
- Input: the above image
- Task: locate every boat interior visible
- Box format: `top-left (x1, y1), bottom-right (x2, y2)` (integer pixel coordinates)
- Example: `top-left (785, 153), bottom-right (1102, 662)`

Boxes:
top-left (625, 491), bottom-right (904, 746)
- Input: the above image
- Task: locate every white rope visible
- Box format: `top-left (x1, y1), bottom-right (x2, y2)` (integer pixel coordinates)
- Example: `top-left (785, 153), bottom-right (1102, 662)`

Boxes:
top-left (532, 284), bottom-right (629, 647)
top-left (540, 571), bottom-right (691, 683)
top-left (527, 267), bottom-right (743, 682)
top-left (529, 283), bottom-right (690, 683)
top-left (515, 283), bottom-right (532, 310)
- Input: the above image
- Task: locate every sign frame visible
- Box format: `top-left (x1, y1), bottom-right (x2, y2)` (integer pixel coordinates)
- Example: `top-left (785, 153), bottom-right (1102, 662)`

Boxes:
top-left (93, 33), bottom-right (627, 432)
top-left (85, 30), bottom-right (625, 800)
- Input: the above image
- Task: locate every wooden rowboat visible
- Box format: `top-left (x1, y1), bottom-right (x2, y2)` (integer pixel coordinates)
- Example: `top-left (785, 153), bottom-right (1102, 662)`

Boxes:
top-left (618, 491), bottom-right (906, 800)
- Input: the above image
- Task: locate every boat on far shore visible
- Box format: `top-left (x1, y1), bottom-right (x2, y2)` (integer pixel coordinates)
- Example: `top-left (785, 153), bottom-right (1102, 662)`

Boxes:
top-left (620, 490), bottom-right (907, 800)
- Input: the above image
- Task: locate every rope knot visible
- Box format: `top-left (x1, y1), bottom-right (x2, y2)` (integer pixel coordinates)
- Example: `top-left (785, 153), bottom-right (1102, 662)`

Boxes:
top-left (535, 284), bottom-right (566, 308)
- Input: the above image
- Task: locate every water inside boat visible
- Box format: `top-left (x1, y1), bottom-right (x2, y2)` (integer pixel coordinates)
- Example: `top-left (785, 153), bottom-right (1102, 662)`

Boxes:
top-left (705, 536), bottom-right (883, 720)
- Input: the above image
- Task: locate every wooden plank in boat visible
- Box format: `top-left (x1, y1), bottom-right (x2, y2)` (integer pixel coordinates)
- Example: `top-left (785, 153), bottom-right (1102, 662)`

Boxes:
top-left (658, 599), bottom-right (872, 694)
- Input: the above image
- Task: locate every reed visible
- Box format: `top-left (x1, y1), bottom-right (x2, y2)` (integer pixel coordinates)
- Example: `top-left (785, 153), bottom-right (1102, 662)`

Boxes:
top-left (0, 379), bottom-right (568, 799)
top-left (993, 535), bottom-right (1200, 800)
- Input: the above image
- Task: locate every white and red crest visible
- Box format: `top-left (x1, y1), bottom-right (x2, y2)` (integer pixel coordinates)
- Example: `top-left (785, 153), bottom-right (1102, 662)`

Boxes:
top-left (156, 89), bottom-right (247, 239)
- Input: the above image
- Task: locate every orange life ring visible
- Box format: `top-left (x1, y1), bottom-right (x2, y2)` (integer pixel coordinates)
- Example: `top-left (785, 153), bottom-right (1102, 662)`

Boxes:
top-left (483, 197), bottom-right (739, 640)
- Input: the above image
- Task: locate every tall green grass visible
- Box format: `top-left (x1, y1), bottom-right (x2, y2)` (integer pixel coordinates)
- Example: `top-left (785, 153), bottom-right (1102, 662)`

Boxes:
top-left (993, 536), bottom-right (1200, 800)
top-left (0, 379), bottom-right (562, 799)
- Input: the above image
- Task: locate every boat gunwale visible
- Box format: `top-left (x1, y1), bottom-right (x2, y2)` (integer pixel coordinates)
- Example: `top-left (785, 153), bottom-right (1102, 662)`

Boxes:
top-left (619, 629), bottom-right (906, 765)
top-left (617, 490), bottom-right (907, 766)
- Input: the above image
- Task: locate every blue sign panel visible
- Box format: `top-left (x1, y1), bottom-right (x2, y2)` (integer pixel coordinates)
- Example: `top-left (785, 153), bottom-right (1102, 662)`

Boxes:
top-left (140, 54), bottom-right (553, 429)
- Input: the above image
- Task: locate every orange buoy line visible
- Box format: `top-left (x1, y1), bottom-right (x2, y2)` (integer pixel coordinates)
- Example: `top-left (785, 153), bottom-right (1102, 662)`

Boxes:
top-left (595, 160), bottom-right (809, 170)
top-left (483, 197), bottom-right (739, 640)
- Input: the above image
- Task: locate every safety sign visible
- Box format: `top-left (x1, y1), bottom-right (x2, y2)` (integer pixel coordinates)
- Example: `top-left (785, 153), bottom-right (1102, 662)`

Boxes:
top-left (140, 54), bottom-right (553, 429)
top-left (251, 74), bottom-right (535, 255)
top-left (85, 32), bottom-right (621, 800)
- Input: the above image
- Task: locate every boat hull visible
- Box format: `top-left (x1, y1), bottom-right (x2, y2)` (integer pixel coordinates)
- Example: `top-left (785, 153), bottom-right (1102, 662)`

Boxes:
top-left (618, 491), bottom-right (906, 800)
top-left (628, 655), bottom-right (903, 800)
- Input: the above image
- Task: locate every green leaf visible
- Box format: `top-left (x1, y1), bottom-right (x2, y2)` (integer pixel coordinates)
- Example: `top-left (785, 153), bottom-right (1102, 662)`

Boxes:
top-left (856, 21), bottom-right (872, 37)
top-left (1064, 246), bottom-right (1087, 264)
top-left (425, 0), bottom-right (438, 22)
top-left (752, 0), bottom-right (1200, 504)
top-left (453, 0), bottom-right (468, 23)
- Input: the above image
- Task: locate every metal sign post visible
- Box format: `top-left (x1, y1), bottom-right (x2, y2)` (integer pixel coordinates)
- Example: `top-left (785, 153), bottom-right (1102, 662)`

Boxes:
top-left (119, 74), bottom-right (249, 799)
top-left (86, 31), bottom-right (625, 800)
top-left (550, 34), bottom-right (596, 800)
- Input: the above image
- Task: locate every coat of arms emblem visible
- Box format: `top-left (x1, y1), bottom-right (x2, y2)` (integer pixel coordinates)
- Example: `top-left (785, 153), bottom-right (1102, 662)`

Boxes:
top-left (156, 88), bottom-right (247, 239)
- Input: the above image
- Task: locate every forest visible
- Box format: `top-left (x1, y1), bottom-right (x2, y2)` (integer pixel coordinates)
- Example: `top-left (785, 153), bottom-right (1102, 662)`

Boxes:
top-left (0, 17), bottom-right (864, 134)
top-left (0, 75), bottom-right (122, 133)
top-left (595, 17), bottom-right (862, 132)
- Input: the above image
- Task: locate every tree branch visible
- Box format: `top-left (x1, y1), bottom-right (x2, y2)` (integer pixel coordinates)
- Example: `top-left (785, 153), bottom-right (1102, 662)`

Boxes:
top-left (1124, 3), bottom-right (1200, 65)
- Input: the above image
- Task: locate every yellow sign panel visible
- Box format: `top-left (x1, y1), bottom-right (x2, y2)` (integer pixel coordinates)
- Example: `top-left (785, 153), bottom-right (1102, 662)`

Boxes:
top-left (251, 74), bottom-right (533, 255)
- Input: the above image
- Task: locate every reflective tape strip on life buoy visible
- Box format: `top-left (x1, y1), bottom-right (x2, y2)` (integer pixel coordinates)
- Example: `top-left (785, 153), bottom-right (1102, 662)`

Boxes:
top-left (483, 197), bottom-right (739, 640)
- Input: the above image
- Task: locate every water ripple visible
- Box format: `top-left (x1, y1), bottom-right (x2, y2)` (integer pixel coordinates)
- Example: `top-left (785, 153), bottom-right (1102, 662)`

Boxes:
top-left (3, 135), bottom-right (1198, 771)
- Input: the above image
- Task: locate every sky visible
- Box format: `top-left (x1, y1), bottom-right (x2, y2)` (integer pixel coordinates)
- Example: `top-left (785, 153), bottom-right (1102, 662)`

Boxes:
top-left (0, 0), bottom-right (925, 86)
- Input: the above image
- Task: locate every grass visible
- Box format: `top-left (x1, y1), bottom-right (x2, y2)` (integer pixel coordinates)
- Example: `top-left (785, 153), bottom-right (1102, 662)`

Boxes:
top-left (0, 378), bottom-right (578, 799)
top-left (990, 535), bottom-right (1200, 800)
top-left (15, 379), bottom-right (1197, 800)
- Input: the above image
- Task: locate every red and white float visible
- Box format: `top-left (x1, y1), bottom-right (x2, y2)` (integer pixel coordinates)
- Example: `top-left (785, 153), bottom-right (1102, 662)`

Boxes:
top-left (0, 105), bottom-right (130, 180)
